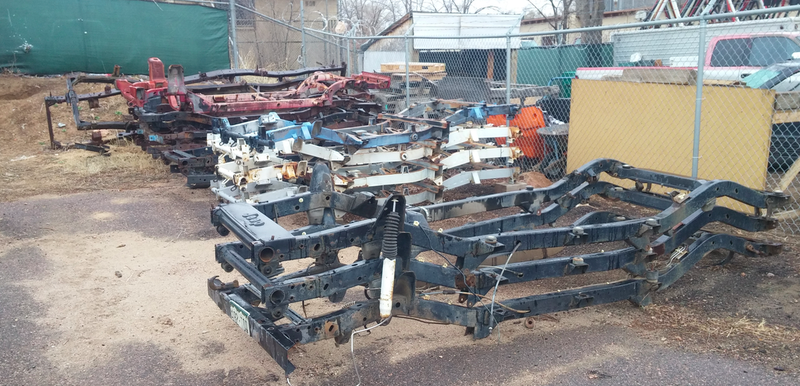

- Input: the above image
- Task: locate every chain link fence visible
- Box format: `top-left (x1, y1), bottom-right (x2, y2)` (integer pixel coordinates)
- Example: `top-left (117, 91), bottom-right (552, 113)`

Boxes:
top-left (220, 2), bottom-right (800, 233)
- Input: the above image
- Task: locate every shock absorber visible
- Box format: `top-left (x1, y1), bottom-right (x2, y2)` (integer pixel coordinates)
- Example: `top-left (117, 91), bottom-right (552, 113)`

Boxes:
top-left (381, 212), bottom-right (400, 259)
top-left (379, 203), bottom-right (401, 319)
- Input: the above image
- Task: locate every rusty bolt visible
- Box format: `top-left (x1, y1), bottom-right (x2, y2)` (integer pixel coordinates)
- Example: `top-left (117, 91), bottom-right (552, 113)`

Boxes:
top-left (524, 317), bottom-right (535, 329)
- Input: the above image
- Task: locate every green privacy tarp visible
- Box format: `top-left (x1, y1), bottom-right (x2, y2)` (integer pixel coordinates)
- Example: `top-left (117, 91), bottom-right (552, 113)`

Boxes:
top-left (1, 0), bottom-right (230, 75)
top-left (517, 44), bottom-right (613, 86)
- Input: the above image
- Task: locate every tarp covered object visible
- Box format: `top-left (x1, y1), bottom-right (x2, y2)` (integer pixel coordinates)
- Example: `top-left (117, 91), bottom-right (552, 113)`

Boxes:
top-left (1, 0), bottom-right (230, 75)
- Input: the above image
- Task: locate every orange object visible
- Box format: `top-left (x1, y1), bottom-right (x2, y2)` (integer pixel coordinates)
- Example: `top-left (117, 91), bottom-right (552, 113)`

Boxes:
top-left (489, 105), bottom-right (547, 159)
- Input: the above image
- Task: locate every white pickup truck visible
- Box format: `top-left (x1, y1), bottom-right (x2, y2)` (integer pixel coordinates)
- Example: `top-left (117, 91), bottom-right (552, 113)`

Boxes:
top-left (578, 33), bottom-right (800, 81)
top-left (578, 17), bottom-right (800, 81)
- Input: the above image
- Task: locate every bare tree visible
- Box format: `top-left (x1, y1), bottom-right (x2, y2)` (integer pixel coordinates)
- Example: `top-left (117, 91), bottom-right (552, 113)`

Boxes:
top-left (399, 0), bottom-right (432, 14)
top-left (382, 0), bottom-right (405, 23)
top-left (338, 0), bottom-right (501, 36)
top-left (575, 0), bottom-right (604, 45)
top-left (525, 0), bottom-right (574, 44)
top-left (431, 0), bottom-right (501, 13)
top-left (339, 0), bottom-right (395, 36)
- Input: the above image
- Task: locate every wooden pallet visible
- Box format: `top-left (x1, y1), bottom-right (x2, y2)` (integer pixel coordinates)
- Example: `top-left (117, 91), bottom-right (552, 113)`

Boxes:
top-left (389, 71), bottom-right (447, 83)
top-left (380, 62), bottom-right (445, 73)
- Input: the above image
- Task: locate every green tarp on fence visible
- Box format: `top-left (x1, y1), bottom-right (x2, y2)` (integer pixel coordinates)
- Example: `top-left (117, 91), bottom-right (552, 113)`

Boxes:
top-left (517, 44), bottom-right (613, 86)
top-left (1, 0), bottom-right (230, 75)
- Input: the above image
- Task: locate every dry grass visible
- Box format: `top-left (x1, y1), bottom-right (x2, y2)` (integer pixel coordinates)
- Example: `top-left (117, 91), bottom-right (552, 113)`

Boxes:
top-left (639, 304), bottom-right (800, 345)
top-left (1, 142), bottom-right (170, 201)
top-left (60, 141), bottom-right (165, 177)
top-left (0, 74), bottom-right (174, 201)
top-left (0, 74), bottom-right (131, 157)
top-left (633, 304), bottom-right (800, 370)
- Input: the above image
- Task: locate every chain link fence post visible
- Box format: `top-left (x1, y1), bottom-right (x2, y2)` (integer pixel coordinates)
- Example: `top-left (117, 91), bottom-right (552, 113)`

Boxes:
top-left (346, 37), bottom-right (352, 76)
top-left (404, 24), bottom-right (415, 111)
top-left (405, 34), bottom-right (410, 109)
top-left (692, 3), bottom-right (715, 179)
top-left (300, 0), bottom-right (307, 68)
top-left (506, 32), bottom-right (512, 106)
top-left (228, 0), bottom-right (239, 69)
top-left (691, 18), bottom-right (706, 179)
top-left (337, 35), bottom-right (342, 69)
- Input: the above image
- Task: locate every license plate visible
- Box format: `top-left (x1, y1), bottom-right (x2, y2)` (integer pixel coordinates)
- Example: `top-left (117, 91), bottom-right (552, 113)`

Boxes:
top-left (229, 301), bottom-right (251, 335)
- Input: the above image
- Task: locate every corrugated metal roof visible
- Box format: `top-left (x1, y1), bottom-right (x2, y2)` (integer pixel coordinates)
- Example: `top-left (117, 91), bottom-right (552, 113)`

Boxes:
top-left (412, 13), bottom-right (523, 50)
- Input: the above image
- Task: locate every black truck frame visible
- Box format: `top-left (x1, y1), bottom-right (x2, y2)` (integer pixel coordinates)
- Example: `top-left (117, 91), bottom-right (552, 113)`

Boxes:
top-left (207, 158), bottom-right (786, 374)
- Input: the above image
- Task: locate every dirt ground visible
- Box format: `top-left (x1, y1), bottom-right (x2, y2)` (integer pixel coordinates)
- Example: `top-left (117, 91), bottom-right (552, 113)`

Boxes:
top-left (1, 74), bottom-right (800, 385)
top-left (0, 74), bottom-right (172, 199)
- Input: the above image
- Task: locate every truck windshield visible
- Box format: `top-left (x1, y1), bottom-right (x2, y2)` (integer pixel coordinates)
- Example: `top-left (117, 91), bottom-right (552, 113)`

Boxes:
top-left (711, 36), bottom-right (800, 67)
top-left (750, 37), bottom-right (800, 66)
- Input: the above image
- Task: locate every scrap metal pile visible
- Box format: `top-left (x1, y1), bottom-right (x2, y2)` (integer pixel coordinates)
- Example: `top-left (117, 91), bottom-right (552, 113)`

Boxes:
top-left (46, 58), bottom-right (531, 200)
top-left (207, 158), bottom-right (786, 374)
top-left (44, 58), bottom-right (389, 187)
top-left (208, 100), bottom-right (524, 205)
top-left (41, 57), bottom-right (789, 379)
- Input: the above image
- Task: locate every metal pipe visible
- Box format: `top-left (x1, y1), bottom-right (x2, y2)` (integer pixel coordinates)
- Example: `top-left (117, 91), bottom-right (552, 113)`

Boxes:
top-left (300, 0), bottom-right (307, 68)
top-left (228, 0), bottom-right (239, 69)
top-left (45, 102), bottom-right (56, 149)
top-left (692, 2), bottom-right (717, 179)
